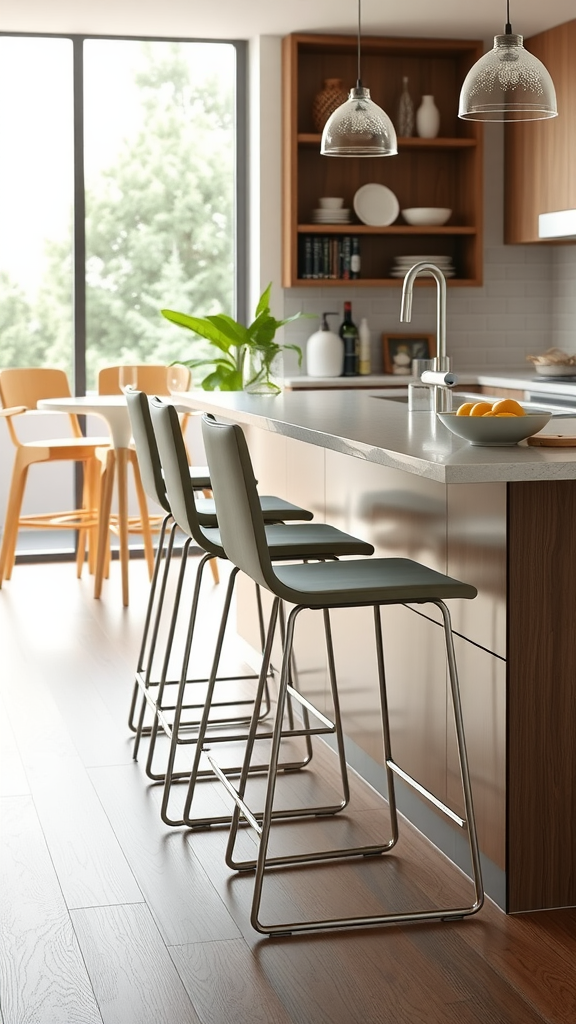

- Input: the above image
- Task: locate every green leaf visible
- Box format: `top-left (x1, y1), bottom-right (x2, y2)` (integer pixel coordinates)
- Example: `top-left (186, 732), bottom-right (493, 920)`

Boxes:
top-left (255, 282), bottom-right (272, 318)
top-left (161, 309), bottom-right (235, 354)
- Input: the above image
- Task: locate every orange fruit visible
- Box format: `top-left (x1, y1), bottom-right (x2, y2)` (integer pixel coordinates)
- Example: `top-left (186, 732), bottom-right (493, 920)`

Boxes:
top-left (482, 411), bottom-right (496, 416)
top-left (491, 398), bottom-right (525, 417)
top-left (456, 402), bottom-right (475, 416)
top-left (469, 402), bottom-right (493, 417)
top-left (495, 412), bottom-right (516, 417)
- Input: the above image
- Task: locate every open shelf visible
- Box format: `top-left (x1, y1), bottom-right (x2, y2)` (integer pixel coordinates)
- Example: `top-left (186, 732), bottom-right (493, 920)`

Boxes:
top-left (283, 33), bottom-right (484, 288)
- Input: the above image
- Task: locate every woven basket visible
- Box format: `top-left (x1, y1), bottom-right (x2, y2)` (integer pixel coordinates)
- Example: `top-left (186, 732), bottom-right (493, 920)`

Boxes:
top-left (312, 78), bottom-right (348, 132)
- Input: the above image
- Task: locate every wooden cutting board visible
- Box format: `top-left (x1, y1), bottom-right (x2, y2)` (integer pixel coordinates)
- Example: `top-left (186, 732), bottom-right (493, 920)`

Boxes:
top-left (527, 434), bottom-right (576, 447)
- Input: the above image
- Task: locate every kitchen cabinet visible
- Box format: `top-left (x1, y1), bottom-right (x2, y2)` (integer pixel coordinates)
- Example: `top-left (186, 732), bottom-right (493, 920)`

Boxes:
top-left (282, 33), bottom-right (484, 287)
top-left (505, 19), bottom-right (576, 244)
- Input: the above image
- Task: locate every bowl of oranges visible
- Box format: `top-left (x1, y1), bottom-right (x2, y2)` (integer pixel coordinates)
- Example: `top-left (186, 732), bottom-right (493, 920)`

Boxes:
top-left (437, 398), bottom-right (551, 446)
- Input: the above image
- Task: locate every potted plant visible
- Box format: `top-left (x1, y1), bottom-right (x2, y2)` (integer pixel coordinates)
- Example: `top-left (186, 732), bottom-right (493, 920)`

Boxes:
top-left (161, 283), bottom-right (310, 394)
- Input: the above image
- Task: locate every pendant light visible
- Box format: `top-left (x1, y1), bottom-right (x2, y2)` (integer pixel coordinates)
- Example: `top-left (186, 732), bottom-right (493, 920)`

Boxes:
top-left (459, 0), bottom-right (557, 121)
top-left (321, 0), bottom-right (397, 157)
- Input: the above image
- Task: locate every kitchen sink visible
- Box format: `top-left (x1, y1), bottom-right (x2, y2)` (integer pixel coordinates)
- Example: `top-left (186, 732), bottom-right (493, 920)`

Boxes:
top-left (371, 390), bottom-right (576, 416)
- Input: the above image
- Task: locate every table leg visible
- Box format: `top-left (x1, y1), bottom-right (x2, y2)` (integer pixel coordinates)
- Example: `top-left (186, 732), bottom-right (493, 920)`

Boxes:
top-left (95, 449), bottom-right (116, 600)
top-left (116, 447), bottom-right (130, 607)
top-left (130, 451), bottom-right (155, 580)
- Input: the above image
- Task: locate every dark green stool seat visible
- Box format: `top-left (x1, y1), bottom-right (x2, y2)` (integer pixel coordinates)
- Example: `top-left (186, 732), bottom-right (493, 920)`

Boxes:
top-left (200, 413), bottom-right (484, 938)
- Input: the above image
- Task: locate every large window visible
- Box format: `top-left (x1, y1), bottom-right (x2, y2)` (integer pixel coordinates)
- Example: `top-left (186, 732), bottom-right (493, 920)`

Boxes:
top-left (0, 34), bottom-right (245, 390)
top-left (0, 37), bottom-right (74, 380)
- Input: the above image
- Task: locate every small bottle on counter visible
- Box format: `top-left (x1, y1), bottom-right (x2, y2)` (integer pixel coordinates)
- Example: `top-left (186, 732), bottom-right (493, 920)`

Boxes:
top-left (339, 301), bottom-right (359, 376)
top-left (359, 318), bottom-right (371, 375)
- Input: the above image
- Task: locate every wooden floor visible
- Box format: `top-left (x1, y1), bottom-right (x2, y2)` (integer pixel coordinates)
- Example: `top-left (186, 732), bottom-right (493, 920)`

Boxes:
top-left (1, 557), bottom-right (575, 1024)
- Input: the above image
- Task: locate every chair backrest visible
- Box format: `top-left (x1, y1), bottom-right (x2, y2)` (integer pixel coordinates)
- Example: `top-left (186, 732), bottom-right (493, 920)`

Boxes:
top-left (98, 364), bottom-right (190, 396)
top-left (125, 390), bottom-right (170, 514)
top-left (0, 367), bottom-right (82, 442)
top-left (0, 367), bottom-right (72, 410)
top-left (200, 415), bottom-right (278, 593)
top-left (149, 397), bottom-right (222, 557)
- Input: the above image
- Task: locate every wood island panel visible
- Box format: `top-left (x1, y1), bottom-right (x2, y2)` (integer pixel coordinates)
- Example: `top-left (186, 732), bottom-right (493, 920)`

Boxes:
top-left (507, 480), bottom-right (576, 911)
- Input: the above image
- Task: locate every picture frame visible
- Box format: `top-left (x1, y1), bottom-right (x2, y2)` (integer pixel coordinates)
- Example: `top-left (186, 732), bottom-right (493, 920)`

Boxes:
top-left (381, 334), bottom-right (437, 376)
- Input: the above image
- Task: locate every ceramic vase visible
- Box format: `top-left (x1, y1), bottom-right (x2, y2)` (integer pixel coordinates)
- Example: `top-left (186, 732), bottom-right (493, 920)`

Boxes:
top-left (416, 95), bottom-right (440, 139)
top-left (312, 78), bottom-right (348, 132)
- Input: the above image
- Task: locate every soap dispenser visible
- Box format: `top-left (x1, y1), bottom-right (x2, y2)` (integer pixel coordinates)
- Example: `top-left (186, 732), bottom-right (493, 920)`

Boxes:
top-left (306, 312), bottom-right (344, 377)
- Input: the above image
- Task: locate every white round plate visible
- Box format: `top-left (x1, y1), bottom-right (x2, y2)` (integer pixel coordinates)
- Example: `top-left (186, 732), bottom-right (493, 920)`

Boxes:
top-left (437, 411), bottom-right (551, 446)
top-left (393, 256), bottom-right (453, 265)
top-left (391, 269), bottom-right (455, 278)
top-left (353, 184), bottom-right (399, 226)
top-left (534, 363), bottom-right (576, 377)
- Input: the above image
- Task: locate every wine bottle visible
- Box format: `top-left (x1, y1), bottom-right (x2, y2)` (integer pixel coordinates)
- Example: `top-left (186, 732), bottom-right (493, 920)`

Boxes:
top-left (339, 301), bottom-right (359, 376)
top-left (359, 318), bottom-right (371, 375)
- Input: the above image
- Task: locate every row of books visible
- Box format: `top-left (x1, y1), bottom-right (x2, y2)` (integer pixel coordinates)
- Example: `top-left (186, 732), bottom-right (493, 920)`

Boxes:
top-left (300, 235), bottom-right (361, 280)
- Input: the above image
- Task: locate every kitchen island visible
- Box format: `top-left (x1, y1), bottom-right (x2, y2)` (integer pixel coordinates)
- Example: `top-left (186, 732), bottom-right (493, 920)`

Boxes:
top-left (179, 388), bottom-right (576, 915)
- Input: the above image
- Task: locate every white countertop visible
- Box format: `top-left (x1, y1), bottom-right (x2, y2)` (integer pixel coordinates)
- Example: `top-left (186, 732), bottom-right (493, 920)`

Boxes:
top-left (284, 368), bottom-right (576, 398)
top-left (178, 388), bottom-right (576, 485)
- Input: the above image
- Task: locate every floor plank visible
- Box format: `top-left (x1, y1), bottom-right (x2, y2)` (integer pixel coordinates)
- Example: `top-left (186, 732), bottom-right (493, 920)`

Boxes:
top-left (89, 761), bottom-right (240, 945)
top-left (0, 696), bottom-right (28, 797)
top-left (0, 796), bottom-right (103, 1024)
top-left (0, 665), bottom-right (144, 909)
top-left (70, 903), bottom-right (201, 1024)
top-left (169, 938), bottom-right (294, 1024)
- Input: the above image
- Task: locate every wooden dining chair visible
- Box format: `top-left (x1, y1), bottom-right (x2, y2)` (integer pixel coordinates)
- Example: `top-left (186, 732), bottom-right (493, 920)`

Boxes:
top-left (96, 364), bottom-right (217, 584)
top-left (0, 367), bottom-right (109, 586)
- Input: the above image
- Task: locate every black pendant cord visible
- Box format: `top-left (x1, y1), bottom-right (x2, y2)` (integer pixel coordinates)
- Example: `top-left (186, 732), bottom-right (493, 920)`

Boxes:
top-left (356, 0), bottom-right (362, 89)
top-left (505, 0), bottom-right (512, 34)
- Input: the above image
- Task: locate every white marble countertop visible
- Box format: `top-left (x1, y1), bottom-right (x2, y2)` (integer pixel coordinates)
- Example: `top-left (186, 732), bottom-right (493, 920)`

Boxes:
top-left (178, 388), bottom-right (576, 485)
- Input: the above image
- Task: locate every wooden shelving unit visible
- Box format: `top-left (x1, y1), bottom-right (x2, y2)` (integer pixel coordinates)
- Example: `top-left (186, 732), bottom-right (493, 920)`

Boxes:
top-left (282, 33), bottom-right (484, 288)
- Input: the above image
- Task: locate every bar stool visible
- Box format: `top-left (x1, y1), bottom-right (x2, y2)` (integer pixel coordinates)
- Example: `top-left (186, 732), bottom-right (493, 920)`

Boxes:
top-left (149, 397), bottom-right (375, 829)
top-left (125, 388), bottom-right (317, 779)
top-left (200, 414), bottom-right (484, 937)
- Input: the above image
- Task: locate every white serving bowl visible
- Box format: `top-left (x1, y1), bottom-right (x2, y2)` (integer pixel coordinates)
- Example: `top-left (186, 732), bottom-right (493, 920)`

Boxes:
top-left (318, 197), bottom-right (344, 210)
top-left (437, 411), bottom-right (551, 446)
top-left (401, 207), bottom-right (452, 226)
top-left (534, 363), bottom-right (576, 377)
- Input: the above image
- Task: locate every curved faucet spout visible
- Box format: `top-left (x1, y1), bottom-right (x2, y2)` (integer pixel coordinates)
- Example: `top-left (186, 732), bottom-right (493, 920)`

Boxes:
top-left (400, 262), bottom-right (448, 370)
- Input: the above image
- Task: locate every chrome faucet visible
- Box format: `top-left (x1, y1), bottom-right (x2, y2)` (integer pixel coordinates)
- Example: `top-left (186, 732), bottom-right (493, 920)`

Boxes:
top-left (400, 262), bottom-right (449, 371)
top-left (400, 262), bottom-right (452, 411)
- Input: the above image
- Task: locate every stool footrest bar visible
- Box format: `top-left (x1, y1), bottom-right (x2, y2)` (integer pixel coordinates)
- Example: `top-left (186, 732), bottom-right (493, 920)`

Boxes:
top-left (207, 755), bottom-right (262, 835)
top-left (386, 759), bottom-right (466, 828)
top-left (286, 684), bottom-right (335, 731)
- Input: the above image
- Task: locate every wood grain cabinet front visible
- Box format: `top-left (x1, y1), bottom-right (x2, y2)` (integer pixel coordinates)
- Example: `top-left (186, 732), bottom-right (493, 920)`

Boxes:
top-left (505, 19), bottom-right (576, 244)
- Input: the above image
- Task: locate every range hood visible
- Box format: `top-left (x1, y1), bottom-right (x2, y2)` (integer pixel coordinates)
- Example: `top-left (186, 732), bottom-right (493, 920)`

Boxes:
top-left (538, 209), bottom-right (576, 239)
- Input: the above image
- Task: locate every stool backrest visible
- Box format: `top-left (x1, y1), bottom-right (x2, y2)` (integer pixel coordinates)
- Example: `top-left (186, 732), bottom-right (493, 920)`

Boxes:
top-left (149, 398), bottom-right (222, 557)
top-left (125, 389), bottom-right (170, 514)
top-left (201, 415), bottom-right (276, 593)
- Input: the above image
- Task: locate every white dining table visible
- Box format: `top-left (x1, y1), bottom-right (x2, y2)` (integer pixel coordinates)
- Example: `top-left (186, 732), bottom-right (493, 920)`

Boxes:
top-left (37, 395), bottom-right (154, 605)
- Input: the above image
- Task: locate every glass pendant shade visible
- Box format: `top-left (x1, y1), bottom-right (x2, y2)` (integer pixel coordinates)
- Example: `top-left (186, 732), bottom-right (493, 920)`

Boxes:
top-left (459, 33), bottom-right (557, 121)
top-left (321, 85), bottom-right (398, 157)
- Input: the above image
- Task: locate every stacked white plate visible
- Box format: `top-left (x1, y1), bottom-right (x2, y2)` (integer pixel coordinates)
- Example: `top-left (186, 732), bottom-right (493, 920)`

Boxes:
top-left (390, 255), bottom-right (455, 279)
top-left (312, 208), bottom-right (352, 224)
